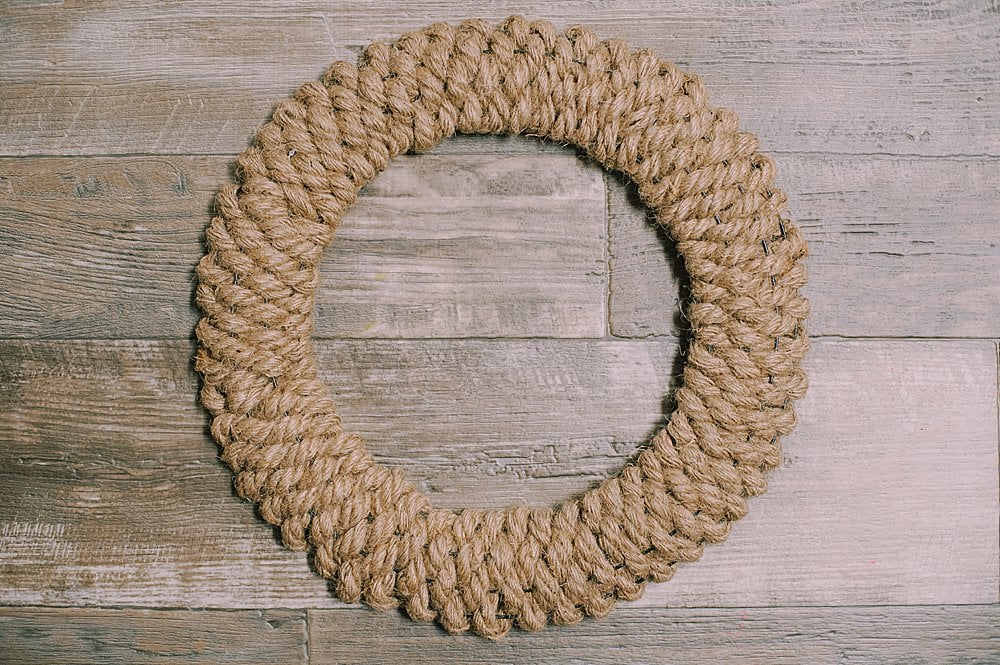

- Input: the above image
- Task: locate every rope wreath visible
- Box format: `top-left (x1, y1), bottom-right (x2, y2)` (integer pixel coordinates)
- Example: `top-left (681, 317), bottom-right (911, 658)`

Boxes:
top-left (194, 15), bottom-right (809, 639)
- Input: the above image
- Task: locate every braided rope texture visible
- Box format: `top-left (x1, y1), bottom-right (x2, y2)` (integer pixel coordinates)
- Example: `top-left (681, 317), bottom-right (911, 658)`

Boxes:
top-left (194, 15), bottom-right (809, 639)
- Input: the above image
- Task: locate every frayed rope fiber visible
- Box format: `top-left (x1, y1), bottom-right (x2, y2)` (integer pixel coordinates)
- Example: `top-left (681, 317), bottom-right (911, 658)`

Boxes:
top-left (194, 15), bottom-right (810, 639)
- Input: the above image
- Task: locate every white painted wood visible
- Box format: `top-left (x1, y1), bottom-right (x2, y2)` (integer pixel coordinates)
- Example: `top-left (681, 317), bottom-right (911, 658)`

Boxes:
top-left (0, 153), bottom-right (607, 338)
top-left (2, 1), bottom-right (996, 156)
top-left (0, 339), bottom-right (995, 608)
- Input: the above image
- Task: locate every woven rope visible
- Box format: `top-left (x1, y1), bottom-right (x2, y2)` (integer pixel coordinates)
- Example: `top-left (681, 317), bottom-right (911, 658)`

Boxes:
top-left (194, 15), bottom-right (809, 639)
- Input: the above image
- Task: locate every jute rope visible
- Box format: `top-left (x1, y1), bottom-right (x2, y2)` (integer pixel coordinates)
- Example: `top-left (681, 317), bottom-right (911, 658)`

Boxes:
top-left (194, 16), bottom-right (809, 639)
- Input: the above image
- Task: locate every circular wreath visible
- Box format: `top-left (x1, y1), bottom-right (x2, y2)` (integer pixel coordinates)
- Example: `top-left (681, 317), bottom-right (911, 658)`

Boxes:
top-left (194, 16), bottom-right (809, 639)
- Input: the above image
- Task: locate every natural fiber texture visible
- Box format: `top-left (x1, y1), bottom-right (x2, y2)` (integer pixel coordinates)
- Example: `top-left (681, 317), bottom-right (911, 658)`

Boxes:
top-left (194, 15), bottom-right (809, 639)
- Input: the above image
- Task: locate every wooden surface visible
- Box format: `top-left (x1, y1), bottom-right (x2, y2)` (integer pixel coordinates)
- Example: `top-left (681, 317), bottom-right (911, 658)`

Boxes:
top-left (0, 608), bottom-right (307, 665)
top-left (1, 1), bottom-right (998, 663)
top-left (306, 606), bottom-right (1000, 664)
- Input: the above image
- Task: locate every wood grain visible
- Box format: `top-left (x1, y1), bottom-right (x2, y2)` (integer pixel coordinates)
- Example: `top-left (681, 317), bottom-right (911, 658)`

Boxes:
top-left (307, 604), bottom-right (1000, 664)
top-left (0, 153), bottom-right (606, 339)
top-left (4, 153), bottom-right (999, 339)
top-left (0, 608), bottom-right (306, 665)
top-left (0, 339), bottom-right (995, 608)
top-left (2, 2), bottom-right (998, 660)
top-left (608, 155), bottom-right (1000, 338)
top-left (648, 338), bottom-right (999, 608)
top-left (2, 1), bottom-right (996, 157)
top-left (4, 604), bottom-right (997, 664)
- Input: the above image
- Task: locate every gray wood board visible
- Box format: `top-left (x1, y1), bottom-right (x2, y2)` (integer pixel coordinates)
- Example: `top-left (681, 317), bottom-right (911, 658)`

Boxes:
top-left (3, 154), bottom-right (999, 340)
top-left (608, 154), bottom-right (1000, 338)
top-left (2, 2), bottom-right (996, 157)
top-left (0, 608), bottom-right (307, 665)
top-left (0, 153), bottom-right (607, 339)
top-left (3, 605), bottom-right (997, 664)
top-left (307, 605), bottom-right (1000, 664)
top-left (1, 338), bottom-right (996, 608)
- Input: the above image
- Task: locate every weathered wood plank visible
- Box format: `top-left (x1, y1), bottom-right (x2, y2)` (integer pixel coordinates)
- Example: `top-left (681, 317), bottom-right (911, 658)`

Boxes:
top-left (641, 339), bottom-right (999, 607)
top-left (0, 339), bottom-right (995, 608)
top-left (0, 154), bottom-right (606, 339)
top-left (0, 608), bottom-right (307, 665)
top-left (307, 605), bottom-right (1000, 664)
top-left (2, 2), bottom-right (996, 156)
top-left (608, 155), bottom-right (1000, 338)
top-left (4, 154), bottom-right (999, 339)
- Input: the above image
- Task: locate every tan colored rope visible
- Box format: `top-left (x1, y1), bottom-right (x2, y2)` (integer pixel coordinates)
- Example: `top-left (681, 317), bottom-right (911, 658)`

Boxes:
top-left (194, 15), bottom-right (809, 639)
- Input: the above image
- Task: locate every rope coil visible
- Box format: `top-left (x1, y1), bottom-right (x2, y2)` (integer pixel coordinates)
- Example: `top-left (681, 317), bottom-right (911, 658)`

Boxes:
top-left (195, 15), bottom-right (809, 639)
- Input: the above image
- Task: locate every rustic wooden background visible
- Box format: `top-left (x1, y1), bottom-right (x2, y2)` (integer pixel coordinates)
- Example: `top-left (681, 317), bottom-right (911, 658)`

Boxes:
top-left (2, 1), bottom-right (998, 663)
